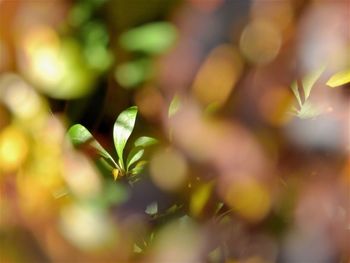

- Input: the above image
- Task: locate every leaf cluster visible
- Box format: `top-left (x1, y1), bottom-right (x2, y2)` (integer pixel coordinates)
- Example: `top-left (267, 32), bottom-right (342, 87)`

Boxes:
top-left (67, 106), bottom-right (157, 180)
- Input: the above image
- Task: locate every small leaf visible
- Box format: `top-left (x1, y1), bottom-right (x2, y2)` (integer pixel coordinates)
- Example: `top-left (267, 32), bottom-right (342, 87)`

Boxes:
top-left (290, 81), bottom-right (302, 108)
top-left (214, 202), bottom-right (224, 216)
top-left (112, 168), bottom-right (119, 180)
top-left (190, 182), bottom-right (213, 216)
top-left (67, 124), bottom-right (116, 166)
top-left (145, 202), bottom-right (158, 215)
top-left (302, 65), bottom-right (325, 100)
top-left (133, 244), bottom-right (143, 253)
top-left (134, 136), bottom-right (158, 147)
top-left (168, 94), bottom-right (181, 117)
top-left (130, 160), bottom-right (147, 175)
top-left (326, 69), bottom-right (350, 88)
top-left (126, 147), bottom-right (144, 170)
top-left (113, 106), bottom-right (138, 168)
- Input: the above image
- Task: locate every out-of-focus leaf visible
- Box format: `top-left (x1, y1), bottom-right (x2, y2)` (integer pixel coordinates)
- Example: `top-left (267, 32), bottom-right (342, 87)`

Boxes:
top-left (67, 124), bottom-right (116, 165)
top-left (115, 59), bottom-right (151, 88)
top-left (68, 2), bottom-right (93, 27)
top-left (126, 147), bottom-right (144, 170)
top-left (113, 106), bottom-right (138, 168)
top-left (165, 204), bottom-right (181, 215)
top-left (302, 65), bottom-right (325, 100)
top-left (150, 232), bottom-right (155, 242)
top-left (99, 157), bottom-right (113, 171)
top-left (134, 136), bottom-right (158, 148)
top-left (102, 182), bottom-right (128, 206)
top-left (204, 102), bottom-right (220, 115)
top-left (145, 202), bottom-right (158, 215)
top-left (130, 160), bottom-right (147, 175)
top-left (133, 244), bottom-right (143, 253)
top-left (326, 69), bottom-right (350, 88)
top-left (168, 94), bottom-right (181, 117)
top-left (84, 45), bottom-right (113, 72)
top-left (290, 81), bottom-right (302, 108)
top-left (190, 182), bottom-right (213, 216)
top-left (31, 38), bottom-right (96, 99)
top-left (214, 202), bottom-right (224, 215)
top-left (119, 22), bottom-right (177, 55)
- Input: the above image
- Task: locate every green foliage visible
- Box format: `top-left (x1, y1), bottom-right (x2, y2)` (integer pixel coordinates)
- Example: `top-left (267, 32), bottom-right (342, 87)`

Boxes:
top-left (326, 68), bottom-right (350, 87)
top-left (126, 147), bottom-right (144, 170)
top-left (119, 22), bottom-right (177, 55)
top-left (290, 66), bottom-right (325, 119)
top-left (115, 59), bottom-right (152, 88)
top-left (67, 106), bottom-right (157, 180)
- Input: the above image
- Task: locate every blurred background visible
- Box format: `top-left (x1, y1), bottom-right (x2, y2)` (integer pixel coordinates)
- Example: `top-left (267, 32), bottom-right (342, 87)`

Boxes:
top-left (0, 0), bottom-right (349, 262)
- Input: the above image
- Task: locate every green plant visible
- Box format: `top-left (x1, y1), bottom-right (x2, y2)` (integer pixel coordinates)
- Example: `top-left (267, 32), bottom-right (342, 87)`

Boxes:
top-left (289, 66), bottom-right (325, 119)
top-left (289, 65), bottom-right (350, 119)
top-left (67, 106), bottom-right (157, 180)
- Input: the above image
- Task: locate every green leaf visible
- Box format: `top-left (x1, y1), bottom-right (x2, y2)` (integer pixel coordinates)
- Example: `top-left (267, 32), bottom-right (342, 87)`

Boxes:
top-left (68, 124), bottom-right (94, 146)
top-left (134, 136), bottom-right (158, 147)
top-left (99, 157), bottom-right (114, 171)
top-left (190, 182), bottom-right (213, 216)
top-left (126, 147), bottom-right (144, 170)
top-left (130, 160), bottom-right (147, 175)
top-left (290, 81), bottom-right (302, 108)
top-left (67, 124), bottom-right (117, 166)
top-left (326, 69), bottom-right (350, 87)
top-left (113, 106), bottom-right (138, 168)
top-left (302, 65), bottom-right (325, 100)
top-left (119, 22), bottom-right (177, 55)
top-left (115, 59), bottom-right (151, 88)
top-left (168, 94), bottom-right (181, 117)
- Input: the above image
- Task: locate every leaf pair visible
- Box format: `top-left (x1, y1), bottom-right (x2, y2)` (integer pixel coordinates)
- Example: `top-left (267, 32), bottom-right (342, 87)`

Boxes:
top-left (67, 106), bottom-right (157, 179)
